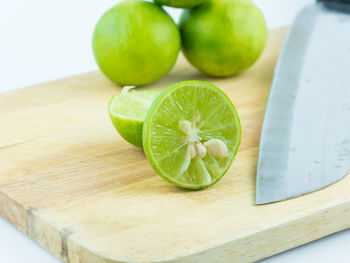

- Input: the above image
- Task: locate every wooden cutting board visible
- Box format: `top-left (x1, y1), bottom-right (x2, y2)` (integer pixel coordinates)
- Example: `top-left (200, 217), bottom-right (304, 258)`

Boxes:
top-left (1, 27), bottom-right (350, 263)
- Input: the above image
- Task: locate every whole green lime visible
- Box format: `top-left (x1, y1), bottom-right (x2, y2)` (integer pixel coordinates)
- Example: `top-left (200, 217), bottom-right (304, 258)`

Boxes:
top-left (92, 0), bottom-right (181, 86)
top-left (179, 0), bottom-right (267, 77)
top-left (154, 0), bottom-right (207, 8)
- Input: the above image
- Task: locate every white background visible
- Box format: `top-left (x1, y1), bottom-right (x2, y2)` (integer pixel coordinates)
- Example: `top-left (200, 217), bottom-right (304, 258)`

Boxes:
top-left (1, 0), bottom-right (350, 262)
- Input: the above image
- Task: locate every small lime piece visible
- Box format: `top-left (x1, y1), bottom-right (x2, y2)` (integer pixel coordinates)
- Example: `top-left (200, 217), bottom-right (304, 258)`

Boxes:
top-left (154, 0), bottom-right (207, 8)
top-left (179, 0), bottom-right (267, 77)
top-left (108, 87), bottom-right (160, 147)
top-left (93, 0), bottom-right (181, 86)
top-left (143, 81), bottom-right (241, 189)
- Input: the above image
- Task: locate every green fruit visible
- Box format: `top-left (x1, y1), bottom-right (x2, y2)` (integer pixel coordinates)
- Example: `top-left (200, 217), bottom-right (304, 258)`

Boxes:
top-left (108, 87), bottom-right (161, 147)
top-left (154, 0), bottom-right (207, 8)
top-left (93, 0), bottom-right (181, 86)
top-left (179, 0), bottom-right (267, 77)
top-left (143, 81), bottom-right (241, 189)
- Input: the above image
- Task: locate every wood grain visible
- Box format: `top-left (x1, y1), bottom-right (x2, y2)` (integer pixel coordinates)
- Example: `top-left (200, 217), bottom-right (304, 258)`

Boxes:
top-left (0, 27), bottom-right (349, 263)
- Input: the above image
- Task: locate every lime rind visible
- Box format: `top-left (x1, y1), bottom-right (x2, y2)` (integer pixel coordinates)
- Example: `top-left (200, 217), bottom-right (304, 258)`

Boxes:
top-left (143, 80), bottom-right (241, 189)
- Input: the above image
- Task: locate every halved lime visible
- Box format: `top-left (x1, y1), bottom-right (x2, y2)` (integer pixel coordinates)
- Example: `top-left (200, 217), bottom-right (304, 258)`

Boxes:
top-left (108, 87), bottom-right (160, 147)
top-left (143, 81), bottom-right (241, 189)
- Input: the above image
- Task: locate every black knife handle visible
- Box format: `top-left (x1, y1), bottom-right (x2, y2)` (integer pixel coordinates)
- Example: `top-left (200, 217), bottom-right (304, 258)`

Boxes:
top-left (318, 0), bottom-right (350, 12)
top-left (317, 0), bottom-right (350, 4)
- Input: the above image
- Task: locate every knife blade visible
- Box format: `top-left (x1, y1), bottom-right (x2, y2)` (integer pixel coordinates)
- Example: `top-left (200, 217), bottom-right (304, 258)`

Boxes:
top-left (255, 0), bottom-right (350, 204)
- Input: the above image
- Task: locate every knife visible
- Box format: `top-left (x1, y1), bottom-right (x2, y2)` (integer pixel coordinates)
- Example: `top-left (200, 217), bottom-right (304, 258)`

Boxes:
top-left (255, 0), bottom-right (350, 204)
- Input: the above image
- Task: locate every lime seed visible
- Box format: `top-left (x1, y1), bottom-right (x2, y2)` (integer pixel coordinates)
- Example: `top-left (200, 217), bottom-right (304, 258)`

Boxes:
top-left (204, 139), bottom-right (228, 158)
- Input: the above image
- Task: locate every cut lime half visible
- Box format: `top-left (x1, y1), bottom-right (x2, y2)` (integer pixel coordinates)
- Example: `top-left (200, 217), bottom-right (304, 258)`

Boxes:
top-left (108, 87), bottom-right (160, 147)
top-left (143, 81), bottom-right (241, 189)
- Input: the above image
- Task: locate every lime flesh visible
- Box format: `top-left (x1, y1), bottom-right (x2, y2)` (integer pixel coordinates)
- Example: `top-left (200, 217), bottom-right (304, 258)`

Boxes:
top-left (109, 88), bottom-right (160, 147)
top-left (143, 81), bottom-right (241, 189)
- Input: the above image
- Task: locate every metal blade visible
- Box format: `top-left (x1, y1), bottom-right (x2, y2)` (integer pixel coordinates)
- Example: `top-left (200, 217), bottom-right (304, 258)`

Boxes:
top-left (255, 2), bottom-right (350, 204)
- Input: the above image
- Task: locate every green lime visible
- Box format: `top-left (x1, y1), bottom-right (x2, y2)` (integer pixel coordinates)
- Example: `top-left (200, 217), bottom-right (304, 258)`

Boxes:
top-left (143, 81), bottom-right (241, 189)
top-left (108, 87), bottom-right (161, 147)
top-left (154, 0), bottom-right (207, 8)
top-left (92, 0), bottom-right (181, 86)
top-left (179, 0), bottom-right (267, 77)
